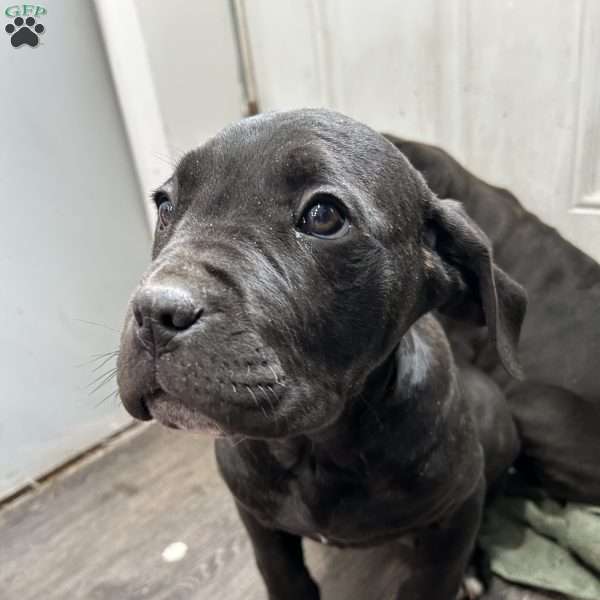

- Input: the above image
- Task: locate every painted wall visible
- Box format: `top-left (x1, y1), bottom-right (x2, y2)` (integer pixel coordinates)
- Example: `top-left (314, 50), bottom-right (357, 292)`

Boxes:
top-left (0, 0), bottom-right (150, 498)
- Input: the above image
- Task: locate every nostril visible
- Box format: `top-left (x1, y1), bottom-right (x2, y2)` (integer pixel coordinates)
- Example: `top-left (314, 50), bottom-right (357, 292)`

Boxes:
top-left (159, 306), bottom-right (203, 331)
top-left (132, 283), bottom-right (203, 340)
top-left (176, 306), bottom-right (202, 330)
top-left (159, 311), bottom-right (176, 331)
top-left (133, 305), bottom-right (144, 328)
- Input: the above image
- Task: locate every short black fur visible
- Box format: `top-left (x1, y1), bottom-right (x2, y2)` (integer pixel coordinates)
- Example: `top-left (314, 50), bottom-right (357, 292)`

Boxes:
top-left (118, 110), bottom-right (526, 599)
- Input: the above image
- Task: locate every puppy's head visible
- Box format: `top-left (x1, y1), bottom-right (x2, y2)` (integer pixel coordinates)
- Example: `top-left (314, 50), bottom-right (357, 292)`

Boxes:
top-left (117, 110), bottom-right (525, 438)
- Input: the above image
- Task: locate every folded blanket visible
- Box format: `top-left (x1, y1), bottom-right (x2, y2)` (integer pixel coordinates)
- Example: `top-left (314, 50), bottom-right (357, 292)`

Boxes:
top-left (479, 485), bottom-right (600, 600)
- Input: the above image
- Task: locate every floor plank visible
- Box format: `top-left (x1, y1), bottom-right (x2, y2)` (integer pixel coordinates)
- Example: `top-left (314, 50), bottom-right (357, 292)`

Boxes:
top-left (0, 424), bottom-right (559, 599)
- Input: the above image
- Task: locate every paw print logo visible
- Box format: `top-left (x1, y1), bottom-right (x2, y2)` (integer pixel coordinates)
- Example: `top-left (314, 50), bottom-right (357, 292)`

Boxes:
top-left (5, 16), bottom-right (45, 48)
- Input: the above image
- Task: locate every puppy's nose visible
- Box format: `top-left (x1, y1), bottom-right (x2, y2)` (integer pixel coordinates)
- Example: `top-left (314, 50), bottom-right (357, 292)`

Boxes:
top-left (132, 284), bottom-right (202, 349)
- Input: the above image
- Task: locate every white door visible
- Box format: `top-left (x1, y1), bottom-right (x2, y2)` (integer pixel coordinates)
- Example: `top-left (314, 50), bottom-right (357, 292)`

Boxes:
top-left (240, 0), bottom-right (600, 261)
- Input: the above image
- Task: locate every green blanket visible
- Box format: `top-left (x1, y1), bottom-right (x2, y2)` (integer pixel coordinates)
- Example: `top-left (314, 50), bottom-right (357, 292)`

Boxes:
top-left (479, 487), bottom-right (600, 600)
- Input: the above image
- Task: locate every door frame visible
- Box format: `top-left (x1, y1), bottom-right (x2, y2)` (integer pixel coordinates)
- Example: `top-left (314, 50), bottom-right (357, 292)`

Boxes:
top-left (94, 0), bottom-right (170, 230)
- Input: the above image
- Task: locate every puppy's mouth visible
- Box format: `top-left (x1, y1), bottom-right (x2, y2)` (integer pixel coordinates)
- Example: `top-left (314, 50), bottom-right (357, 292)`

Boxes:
top-left (143, 389), bottom-right (227, 436)
top-left (117, 323), bottom-right (343, 438)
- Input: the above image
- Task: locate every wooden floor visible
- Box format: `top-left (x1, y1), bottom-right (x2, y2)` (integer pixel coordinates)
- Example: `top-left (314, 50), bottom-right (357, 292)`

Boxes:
top-left (0, 424), bottom-right (559, 600)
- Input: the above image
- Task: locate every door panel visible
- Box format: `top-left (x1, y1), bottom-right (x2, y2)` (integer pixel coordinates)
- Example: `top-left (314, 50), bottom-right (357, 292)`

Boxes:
top-left (243, 0), bottom-right (600, 260)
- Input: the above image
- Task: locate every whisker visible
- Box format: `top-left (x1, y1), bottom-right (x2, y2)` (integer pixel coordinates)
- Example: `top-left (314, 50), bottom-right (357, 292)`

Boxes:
top-left (257, 384), bottom-right (275, 416)
top-left (88, 378), bottom-right (117, 397)
top-left (87, 368), bottom-right (118, 395)
top-left (72, 318), bottom-right (119, 333)
top-left (268, 365), bottom-right (286, 387)
top-left (266, 384), bottom-right (280, 406)
top-left (87, 366), bottom-right (118, 388)
top-left (75, 349), bottom-right (119, 368)
top-left (94, 388), bottom-right (120, 408)
top-left (91, 354), bottom-right (119, 373)
top-left (153, 152), bottom-right (176, 168)
top-left (246, 385), bottom-right (268, 419)
top-left (91, 350), bottom-right (120, 359)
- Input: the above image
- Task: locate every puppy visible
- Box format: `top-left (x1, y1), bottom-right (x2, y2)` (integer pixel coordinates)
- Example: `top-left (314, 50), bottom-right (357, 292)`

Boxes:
top-left (117, 110), bottom-right (526, 599)
top-left (385, 135), bottom-right (600, 504)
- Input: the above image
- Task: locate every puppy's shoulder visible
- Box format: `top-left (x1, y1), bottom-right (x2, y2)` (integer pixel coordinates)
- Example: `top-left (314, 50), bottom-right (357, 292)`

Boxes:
top-left (400, 313), bottom-right (456, 391)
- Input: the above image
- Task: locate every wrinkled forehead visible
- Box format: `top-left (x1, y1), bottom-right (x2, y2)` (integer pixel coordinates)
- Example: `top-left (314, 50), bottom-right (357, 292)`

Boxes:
top-left (172, 110), bottom-right (426, 231)
top-left (179, 112), bottom-right (395, 183)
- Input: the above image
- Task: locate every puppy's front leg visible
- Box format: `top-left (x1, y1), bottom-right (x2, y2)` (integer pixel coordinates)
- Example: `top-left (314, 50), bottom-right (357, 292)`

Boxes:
top-left (236, 503), bottom-right (320, 600)
top-left (396, 477), bottom-right (485, 600)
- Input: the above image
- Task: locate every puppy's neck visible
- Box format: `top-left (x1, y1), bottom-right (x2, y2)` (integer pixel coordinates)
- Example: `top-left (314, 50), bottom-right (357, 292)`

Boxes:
top-left (272, 316), bottom-right (449, 470)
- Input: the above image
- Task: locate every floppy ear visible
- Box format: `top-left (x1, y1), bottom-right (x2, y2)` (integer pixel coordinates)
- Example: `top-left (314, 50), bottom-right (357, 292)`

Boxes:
top-left (424, 198), bottom-right (527, 379)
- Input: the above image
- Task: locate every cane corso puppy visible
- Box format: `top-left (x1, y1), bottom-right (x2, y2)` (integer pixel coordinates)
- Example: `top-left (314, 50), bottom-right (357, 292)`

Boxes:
top-left (387, 134), bottom-right (600, 503)
top-left (117, 110), bottom-right (526, 599)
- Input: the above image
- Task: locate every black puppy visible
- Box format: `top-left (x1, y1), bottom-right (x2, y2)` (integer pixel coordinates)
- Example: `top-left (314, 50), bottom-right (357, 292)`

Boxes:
top-left (117, 110), bottom-right (526, 599)
top-left (386, 135), bottom-right (600, 504)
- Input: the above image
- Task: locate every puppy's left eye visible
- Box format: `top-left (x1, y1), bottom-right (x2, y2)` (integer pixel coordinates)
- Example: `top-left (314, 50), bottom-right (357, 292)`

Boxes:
top-left (154, 192), bottom-right (174, 231)
top-left (298, 195), bottom-right (349, 238)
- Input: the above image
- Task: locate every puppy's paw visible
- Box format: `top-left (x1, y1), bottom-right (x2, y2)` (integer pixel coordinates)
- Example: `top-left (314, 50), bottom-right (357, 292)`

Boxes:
top-left (457, 574), bottom-right (484, 600)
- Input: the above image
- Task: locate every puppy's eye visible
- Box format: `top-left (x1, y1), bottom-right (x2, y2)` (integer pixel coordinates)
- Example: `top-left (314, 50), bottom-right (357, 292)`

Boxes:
top-left (154, 193), bottom-right (174, 231)
top-left (298, 195), bottom-right (348, 238)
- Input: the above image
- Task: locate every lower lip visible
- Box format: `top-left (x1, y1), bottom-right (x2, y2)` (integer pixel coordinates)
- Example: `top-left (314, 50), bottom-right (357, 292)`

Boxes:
top-left (145, 391), bottom-right (226, 436)
top-left (129, 396), bottom-right (153, 421)
top-left (173, 419), bottom-right (226, 437)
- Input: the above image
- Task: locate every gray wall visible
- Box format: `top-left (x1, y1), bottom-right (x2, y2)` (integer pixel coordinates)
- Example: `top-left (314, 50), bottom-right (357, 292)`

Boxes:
top-left (0, 0), bottom-right (151, 497)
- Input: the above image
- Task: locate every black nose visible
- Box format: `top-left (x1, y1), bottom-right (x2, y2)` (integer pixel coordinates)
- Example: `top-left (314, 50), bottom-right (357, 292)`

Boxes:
top-left (132, 284), bottom-right (202, 350)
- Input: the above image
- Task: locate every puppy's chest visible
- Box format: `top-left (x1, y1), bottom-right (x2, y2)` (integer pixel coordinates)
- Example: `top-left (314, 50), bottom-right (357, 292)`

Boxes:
top-left (250, 454), bottom-right (420, 546)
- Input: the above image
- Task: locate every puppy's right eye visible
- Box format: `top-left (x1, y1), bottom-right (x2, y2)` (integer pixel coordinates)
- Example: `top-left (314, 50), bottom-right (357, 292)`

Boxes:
top-left (154, 192), bottom-right (174, 231)
top-left (297, 194), bottom-right (349, 239)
